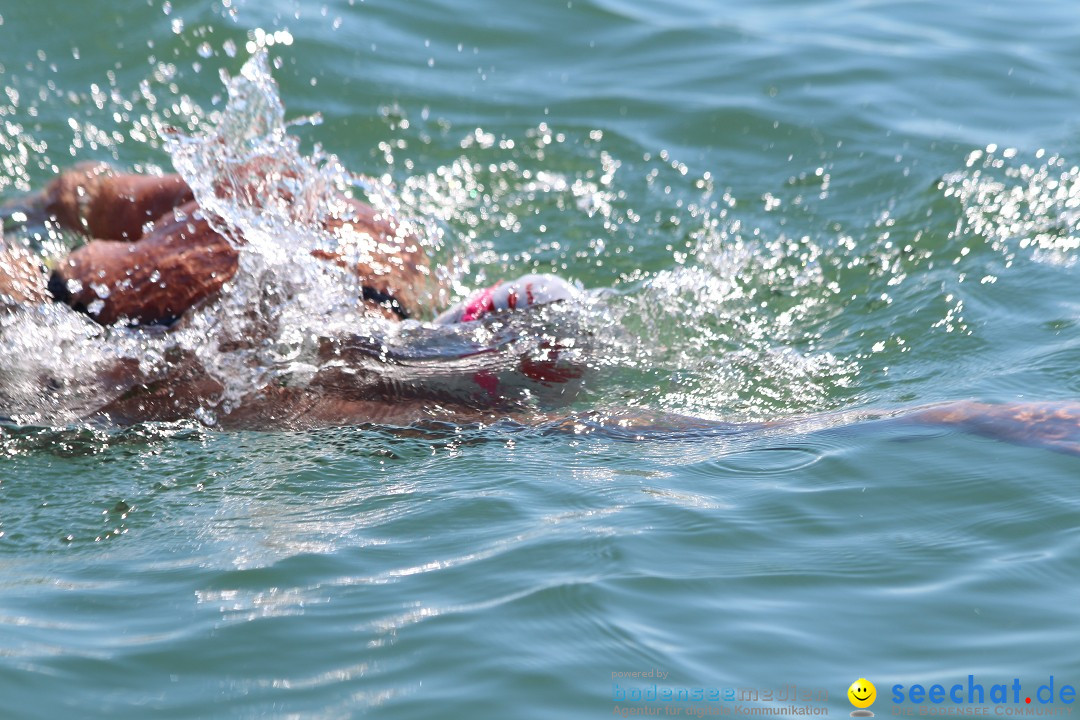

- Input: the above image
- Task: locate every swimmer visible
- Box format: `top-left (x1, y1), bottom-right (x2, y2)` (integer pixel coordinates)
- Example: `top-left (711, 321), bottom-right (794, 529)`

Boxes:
top-left (0, 160), bottom-right (587, 424)
top-left (2, 163), bottom-right (1080, 458)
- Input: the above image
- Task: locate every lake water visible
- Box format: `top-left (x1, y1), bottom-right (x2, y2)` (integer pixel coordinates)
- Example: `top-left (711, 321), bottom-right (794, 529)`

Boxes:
top-left (2, 0), bottom-right (1080, 718)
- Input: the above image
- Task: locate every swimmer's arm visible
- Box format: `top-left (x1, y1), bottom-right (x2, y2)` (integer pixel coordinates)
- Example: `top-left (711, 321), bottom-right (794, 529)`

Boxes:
top-left (553, 401), bottom-right (1080, 457)
top-left (319, 198), bottom-right (445, 319)
top-left (901, 400), bottom-right (1080, 457)
top-left (49, 202), bottom-right (238, 326)
top-left (0, 245), bottom-right (49, 306)
top-left (4, 162), bottom-right (193, 240)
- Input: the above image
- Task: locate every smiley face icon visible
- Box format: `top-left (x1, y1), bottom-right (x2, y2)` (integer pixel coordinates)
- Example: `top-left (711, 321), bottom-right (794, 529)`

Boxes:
top-left (848, 678), bottom-right (877, 710)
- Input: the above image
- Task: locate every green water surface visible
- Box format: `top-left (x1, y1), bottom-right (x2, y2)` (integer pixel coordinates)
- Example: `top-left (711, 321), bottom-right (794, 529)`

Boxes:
top-left (2, 1), bottom-right (1080, 718)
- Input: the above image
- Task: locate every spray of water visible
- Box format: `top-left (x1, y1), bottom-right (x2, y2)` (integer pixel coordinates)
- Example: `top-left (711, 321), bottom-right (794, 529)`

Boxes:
top-left (943, 145), bottom-right (1080, 267)
top-left (1, 51), bottom-right (598, 426)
